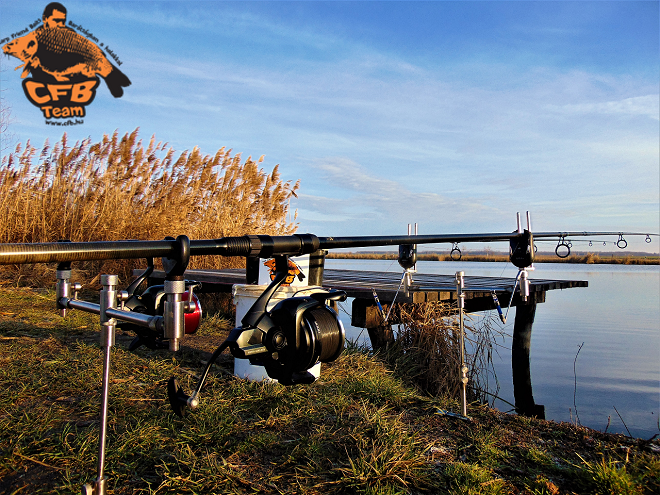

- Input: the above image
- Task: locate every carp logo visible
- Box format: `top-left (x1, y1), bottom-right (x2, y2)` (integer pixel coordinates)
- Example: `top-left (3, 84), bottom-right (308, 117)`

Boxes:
top-left (263, 258), bottom-right (306, 286)
top-left (1, 2), bottom-right (130, 123)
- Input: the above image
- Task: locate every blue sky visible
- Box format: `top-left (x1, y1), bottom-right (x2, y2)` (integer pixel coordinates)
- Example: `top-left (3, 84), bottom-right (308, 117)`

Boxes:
top-left (1, 1), bottom-right (658, 253)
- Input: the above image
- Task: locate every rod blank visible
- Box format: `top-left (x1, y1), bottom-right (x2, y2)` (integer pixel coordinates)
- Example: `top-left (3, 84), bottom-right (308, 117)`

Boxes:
top-left (0, 231), bottom-right (655, 265)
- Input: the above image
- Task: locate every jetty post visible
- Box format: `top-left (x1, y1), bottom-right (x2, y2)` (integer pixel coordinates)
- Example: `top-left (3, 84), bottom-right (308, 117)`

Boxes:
top-left (512, 294), bottom-right (545, 418)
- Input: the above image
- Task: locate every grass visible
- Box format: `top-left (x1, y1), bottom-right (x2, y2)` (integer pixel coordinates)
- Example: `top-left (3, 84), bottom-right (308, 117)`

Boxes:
top-left (1, 286), bottom-right (660, 494)
top-left (569, 455), bottom-right (641, 495)
top-left (442, 463), bottom-right (510, 495)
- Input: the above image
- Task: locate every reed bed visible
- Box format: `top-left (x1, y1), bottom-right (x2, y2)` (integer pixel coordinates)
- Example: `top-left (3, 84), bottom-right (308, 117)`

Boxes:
top-left (382, 303), bottom-right (502, 404)
top-left (0, 129), bottom-right (299, 285)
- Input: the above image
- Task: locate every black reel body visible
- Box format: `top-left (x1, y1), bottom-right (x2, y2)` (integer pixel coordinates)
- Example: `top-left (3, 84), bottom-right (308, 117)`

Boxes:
top-left (254, 293), bottom-right (346, 384)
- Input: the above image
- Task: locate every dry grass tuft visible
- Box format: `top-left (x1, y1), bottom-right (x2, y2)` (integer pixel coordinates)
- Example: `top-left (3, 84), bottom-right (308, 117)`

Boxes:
top-left (0, 129), bottom-right (299, 285)
top-left (387, 303), bottom-right (502, 402)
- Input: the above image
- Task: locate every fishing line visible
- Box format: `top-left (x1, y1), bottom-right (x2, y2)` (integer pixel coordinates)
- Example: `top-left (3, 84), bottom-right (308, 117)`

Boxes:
top-left (490, 269), bottom-right (524, 325)
top-left (337, 301), bottom-right (352, 317)
top-left (370, 270), bottom-right (407, 325)
top-left (497, 234), bottom-right (526, 278)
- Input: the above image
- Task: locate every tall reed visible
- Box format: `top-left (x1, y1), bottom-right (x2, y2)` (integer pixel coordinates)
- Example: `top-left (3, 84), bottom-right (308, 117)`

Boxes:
top-left (0, 129), bottom-right (299, 284)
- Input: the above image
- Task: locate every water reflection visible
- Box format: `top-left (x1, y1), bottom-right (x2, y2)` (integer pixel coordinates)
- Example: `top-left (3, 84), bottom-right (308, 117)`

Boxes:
top-left (327, 259), bottom-right (660, 438)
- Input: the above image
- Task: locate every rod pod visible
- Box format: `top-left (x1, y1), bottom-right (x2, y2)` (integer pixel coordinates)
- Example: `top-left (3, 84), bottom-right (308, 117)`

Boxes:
top-left (456, 271), bottom-right (469, 418)
top-left (82, 275), bottom-right (118, 495)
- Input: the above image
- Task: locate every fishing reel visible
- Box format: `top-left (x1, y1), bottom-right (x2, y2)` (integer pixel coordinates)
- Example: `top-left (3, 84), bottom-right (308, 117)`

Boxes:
top-left (244, 288), bottom-right (346, 384)
top-left (56, 253), bottom-right (203, 352)
top-left (120, 258), bottom-right (203, 351)
top-left (168, 255), bottom-right (346, 417)
top-left (55, 235), bottom-right (203, 355)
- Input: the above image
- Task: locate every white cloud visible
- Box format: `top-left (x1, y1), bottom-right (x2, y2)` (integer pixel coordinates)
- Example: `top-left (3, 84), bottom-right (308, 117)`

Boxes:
top-left (550, 95), bottom-right (659, 120)
top-left (297, 158), bottom-right (500, 229)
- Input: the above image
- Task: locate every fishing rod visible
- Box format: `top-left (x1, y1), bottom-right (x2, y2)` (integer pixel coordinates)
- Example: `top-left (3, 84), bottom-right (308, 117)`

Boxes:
top-left (0, 212), bottom-right (656, 495)
top-left (0, 212), bottom-right (655, 362)
top-left (0, 212), bottom-right (655, 370)
top-left (0, 233), bottom-right (532, 264)
top-left (0, 230), bottom-right (653, 265)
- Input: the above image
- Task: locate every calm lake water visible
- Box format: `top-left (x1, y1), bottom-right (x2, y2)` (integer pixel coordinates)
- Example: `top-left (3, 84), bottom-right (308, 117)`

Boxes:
top-left (326, 259), bottom-right (660, 439)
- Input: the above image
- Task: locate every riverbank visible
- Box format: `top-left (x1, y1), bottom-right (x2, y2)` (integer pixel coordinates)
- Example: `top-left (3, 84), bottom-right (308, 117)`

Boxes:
top-left (1, 286), bottom-right (658, 494)
top-left (327, 251), bottom-right (660, 265)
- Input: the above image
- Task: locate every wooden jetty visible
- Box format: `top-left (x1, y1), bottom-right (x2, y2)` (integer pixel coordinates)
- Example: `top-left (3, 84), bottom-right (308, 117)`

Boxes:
top-left (144, 262), bottom-right (588, 419)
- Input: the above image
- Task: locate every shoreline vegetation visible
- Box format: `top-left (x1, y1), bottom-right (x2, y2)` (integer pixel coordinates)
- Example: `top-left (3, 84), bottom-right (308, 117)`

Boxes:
top-left (2, 131), bottom-right (658, 492)
top-left (1, 286), bottom-right (659, 494)
top-left (0, 129), bottom-right (299, 285)
top-left (327, 251), bottom-right (660, 265)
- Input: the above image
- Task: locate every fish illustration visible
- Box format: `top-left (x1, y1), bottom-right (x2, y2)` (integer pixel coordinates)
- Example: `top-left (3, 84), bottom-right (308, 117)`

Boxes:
top-left (263, 258), bottom-right (306, 286)
top-left (2, 26), bottom-right (130, 97)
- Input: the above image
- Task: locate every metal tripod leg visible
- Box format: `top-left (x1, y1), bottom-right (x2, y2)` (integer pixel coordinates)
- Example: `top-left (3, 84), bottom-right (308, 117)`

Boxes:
top-left (456, 271), bottom-right (468, 418)
top-left (83, 275), bottom-right (117, 495)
